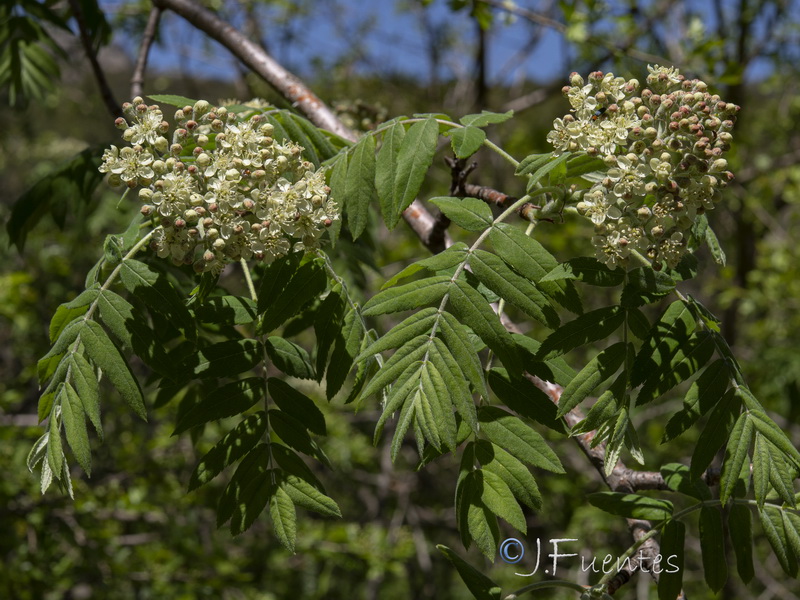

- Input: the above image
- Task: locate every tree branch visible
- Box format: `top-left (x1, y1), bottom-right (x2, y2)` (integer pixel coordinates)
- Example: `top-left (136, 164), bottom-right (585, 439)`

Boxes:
top-left (130, 6), bottom-right (162, 99)
top-left (152, 0), bottom-right (351, 141)
top-left (67, 0), bottom-right (121, 119)
top-left (152, 0), bottom-right (449, 251)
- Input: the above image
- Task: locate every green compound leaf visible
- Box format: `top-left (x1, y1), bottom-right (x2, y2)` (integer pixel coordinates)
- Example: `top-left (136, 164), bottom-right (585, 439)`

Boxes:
top-left (283, 471), bottom-right (341, 517)
top-left (62, 382), bottom-right (91, 475)
top-left (268, 378), bottom-right (326, 436)
top-left (660, 463), bottom-right (712, 501)
top-left (558, 342), bottom-right (628, 417)
top-left (217, 443), bottom-right (269, 528)
top-left (728, 503), bottom-right (754, 583)
top-left (119, 259), bottom-right (194, 341)
top-left (690, 388), bottom-right (740, 479)
top-left (636, 331), bottom-right (715, 406)
top-left (382, 242), bottom-right (468, 289)
top-left (541, 257), bottom-right (625, 287)
top-left (80, 320), bottom-right (146, 421)
top-left (258, 258), bottom-right (327, 333)
top-left (356, 307), bottom-right (438, 360)
top-left (477, 468), bottom-right (526, 533)
top-left (256, 252), bottom-right (301, 314)
top-left (49, 288), bottom-right (97, 343)
top-left (391, 118), bottom-right (439, 227)
top-left (487, 368), bottom-right (565, 433)
top-left (631, 300), bottom-right (696, 388)
top-left (535, 306), bottom-right (625, 361)
top-left (700, 506), bottom-right (728, 591)
top-left (362, 275), bottom-right (451, 317)
top-left (475, 439), bottom-right (542, 510)
top-left (445, 126), bottom-right (486, 158)
top-left (437, 545), bottom-right (502, 600)
top-left (173, 377), bottom-right (264, 435)
top-left (490, 223), bottom-right (582, 314)
top-left (375, 121), bottom-right (406, 223)
top-left (478, 406), bottom-right (563, 473)
top-left (188, 412), bottom-right (267, 491)
top-left (148, 94), bottom-right (197, 107)
top-left (760, 505), bottom-right (798, 576)
top-left (430, 196), bottom-right (493, 232)
top-left (449, 277), bottom-right (522, 376)
top-left (343, 132), bottom-right (377, 239)
top-left (265, 337), bottom-right (316, 380)
top-left (658, 520), bottom-right (685, 600)
top-left (663, 359), bottom-right (730, 443)
top-left (195, 295), bottom-right (257, 325)
top-left (620, 267), bottom-right (676, 307)
top-left (182, 339), bottom-right (261, 381)
top-left (459, 110), bottom-right (513, 127)
top-left (470, 249), bottom-right (560, 328)
top-left (69, 353), bottom-right (102, 440)
top-left (588, 491), bottom-right (673, 521)
top-left (719, 413), bottom-right (754, 505)
top-left (313, 288), bottom-right (345, 379)
top-left (270, 483), bottom-right (297, 553)
top-left (439, 311), bottom-right (488, 399)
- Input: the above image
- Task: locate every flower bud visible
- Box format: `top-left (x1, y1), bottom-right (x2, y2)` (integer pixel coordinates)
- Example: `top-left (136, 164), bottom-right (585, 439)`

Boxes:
top-left (711, 159), bottom-right (728, 172)
top-left (193, 100), bottom-right (210, 116)
top-left (154, 137), bottom-right (169, 153)
top-left (141, 204), bottom-right (154, 216)
top-left (569, 72), bottom-right (584, 86)
top-left (212, 238), bottom-right (226, 251)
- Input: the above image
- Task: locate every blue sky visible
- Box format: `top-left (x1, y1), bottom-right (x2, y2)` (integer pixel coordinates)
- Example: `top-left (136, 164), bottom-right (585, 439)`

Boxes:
top-left (104, 0), bottom-right (569, 84)
top-left (101, 0), bottom-right (783, 86)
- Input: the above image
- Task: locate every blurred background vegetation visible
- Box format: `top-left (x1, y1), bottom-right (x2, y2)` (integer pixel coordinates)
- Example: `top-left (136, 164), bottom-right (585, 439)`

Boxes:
top-left (2, 0), bottom-right (800, 598)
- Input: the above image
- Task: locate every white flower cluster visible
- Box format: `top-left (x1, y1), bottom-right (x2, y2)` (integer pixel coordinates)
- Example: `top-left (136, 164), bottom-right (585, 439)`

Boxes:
top-left (547, 66), bottom-right (739, 269)
top-left (99, 98), bottom-right (339, 273)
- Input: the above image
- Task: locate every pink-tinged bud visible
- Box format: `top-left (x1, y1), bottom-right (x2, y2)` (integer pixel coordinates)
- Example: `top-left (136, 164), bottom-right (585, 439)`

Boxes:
top-left (174, 109), bottom-right (186, 121)
top-left (126, 180), bottom-right (138, 189)
top-left (195, 207), bottom-right (206, 216)
top-left (662, 97), bottom-right (674, 109)
top-left (136, 103), bottom-right (147, 113)
top-left (141, 205), bottom-right (154, 216)
top-left (174, 218), bottom-right (186, 229)
top-left (233, 225), bottom-right (244, 235)
top-left (211, 119), bottom-right (223, 131)
top-left (182, 105), bottom-right (192, 114)
top-left (114, 117), bottom-right (127, 129)
top-left (193, 147), bottom-right (203, 156)
top-left (324, 218), bottom-right (333, 227)
top-left (203, 250), bottom-right (215, 262)
top-left (186, 120), bottom-right (198, 131)
top-left (243, 199), bottom-right (255, 210)
top-left (251, 223), bottom-right (262, 233)
top-left (203, 217), bottom-right (213, 227)
top-left (158, 121), bottom-right (169, 134)
top-left (589, 70), bottom-right (604, 82)
top-left (122, 102), bottom-right (132, 111)
top-left (262, 220), bottom-right (271, 228)
top-left (669, 121), bottom-right (680, 132)
top-left (208, 203), bottom-right (218, 213)
top-left (170, 143), bottom-right (183, 156)
top-left (187, 165), bottom-right (198, 175)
